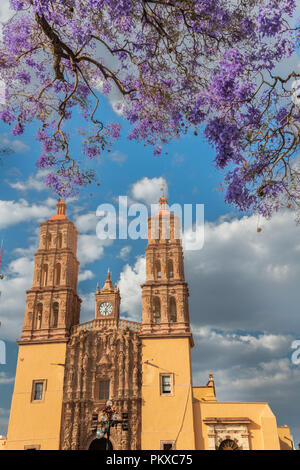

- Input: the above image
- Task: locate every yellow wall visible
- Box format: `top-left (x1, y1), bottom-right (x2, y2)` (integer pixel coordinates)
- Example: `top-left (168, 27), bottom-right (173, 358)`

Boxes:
top-left (193, 401), bottom-right (281, 450)
top-left (0, 437), bottom-right (7, 450)
top-left (141, 336), bottom-right (195, 450)
top-left (277, 425), bottom-right (293, 450)
top-left (6, 342), bottom-right (67, 450)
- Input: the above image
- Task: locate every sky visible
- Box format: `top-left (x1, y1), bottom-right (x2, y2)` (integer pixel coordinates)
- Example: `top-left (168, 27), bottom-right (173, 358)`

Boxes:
top-left (0, 0), bottom-right (300, 449)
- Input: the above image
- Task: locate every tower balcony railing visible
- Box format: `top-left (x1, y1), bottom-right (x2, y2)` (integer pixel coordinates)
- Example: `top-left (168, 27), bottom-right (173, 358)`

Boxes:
top-left (71, 317), bottom-right (141, 335)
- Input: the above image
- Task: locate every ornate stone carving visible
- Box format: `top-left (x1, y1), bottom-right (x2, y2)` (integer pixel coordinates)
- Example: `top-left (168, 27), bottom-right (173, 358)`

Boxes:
top-left (60, 328), bottom-right (142, 450)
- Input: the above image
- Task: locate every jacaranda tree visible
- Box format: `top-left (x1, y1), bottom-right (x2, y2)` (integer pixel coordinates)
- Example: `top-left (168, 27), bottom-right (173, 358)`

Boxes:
top-left (0, 0), bottom-right (299, 217)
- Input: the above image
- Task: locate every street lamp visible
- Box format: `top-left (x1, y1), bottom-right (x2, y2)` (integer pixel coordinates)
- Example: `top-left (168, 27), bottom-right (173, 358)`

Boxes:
top-left (91, 400), bottom-right (129, 450)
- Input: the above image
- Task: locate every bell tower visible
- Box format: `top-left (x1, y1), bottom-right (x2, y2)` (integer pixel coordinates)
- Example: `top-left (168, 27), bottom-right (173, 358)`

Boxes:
top-left (140, 197), bottom-right (195, 450)
top-left (141, 196), bottom-right (192, 338)
top-left (6, 200), bottom-right (81, 450)
top-left (21, 199), bottom-right (81, 342)
top-left (95, 269), bottom-right (120, 321)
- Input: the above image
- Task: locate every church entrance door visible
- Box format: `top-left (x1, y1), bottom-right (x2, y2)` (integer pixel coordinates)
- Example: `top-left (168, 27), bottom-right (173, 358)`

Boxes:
top-left (88, 438), bottom-right (113, 450)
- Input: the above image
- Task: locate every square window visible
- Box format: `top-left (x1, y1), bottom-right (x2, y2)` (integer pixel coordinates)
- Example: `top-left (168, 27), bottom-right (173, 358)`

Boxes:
top-left (99, 380), bottom-right (110, 401)
top-left (160, 374), bottom-right (173, 395)
top-left (161, 441), bottom-right (175, 450)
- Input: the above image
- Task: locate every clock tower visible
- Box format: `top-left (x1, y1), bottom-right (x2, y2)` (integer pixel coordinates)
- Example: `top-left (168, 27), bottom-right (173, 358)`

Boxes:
top-left (95, 269), bottom-right (120, 321)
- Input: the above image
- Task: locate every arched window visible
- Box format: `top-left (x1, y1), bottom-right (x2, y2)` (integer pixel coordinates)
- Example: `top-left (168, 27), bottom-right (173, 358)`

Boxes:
top-left (167, 260), bottom-right (174, 279)
top-left (45, 233), bottom-right (51, 249)
top-left (155, 261), bottom-right (161, 280)
top-left (57, 232), bottom-right (62, 249)
top-left (152, 297), bottom-right (161, 324)
top-left (217, 439), bottom-right (239, 451)
top-left (169, 297), bottom-right (177, 323)
top-left (41, 265), bottom-right (48, 286)
top-left (54, 263), bottom-right (61, 285)
top-left (36, 303), bottom-right (43, 329)
top-left (52, 302), bottom-right (59, 328)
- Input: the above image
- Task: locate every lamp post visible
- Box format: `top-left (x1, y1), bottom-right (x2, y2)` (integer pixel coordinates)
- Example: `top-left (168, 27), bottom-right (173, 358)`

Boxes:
top-left (92, 400), bottom-right (129, 450)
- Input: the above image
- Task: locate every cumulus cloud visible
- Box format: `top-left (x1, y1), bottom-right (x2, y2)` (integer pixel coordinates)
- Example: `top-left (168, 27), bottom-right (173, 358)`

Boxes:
top-left (184, 210), bottom-right (300, 333)
top-left (0, 133), bottom-right (29, 154)
top-left (0, 198), bottom-right (54, 229)
top-left (0, 255), bottom-right (34, 341)
top-left (8, 169), bottom-right (50, 192)
top-left (118, 256), bottom-right (145, 320)
top-left (130, 176), bottom-right (168, 206)
top-left (118, 245), bottom-right (132, 260)
top-left (78, 269), bottom-right (94, 283)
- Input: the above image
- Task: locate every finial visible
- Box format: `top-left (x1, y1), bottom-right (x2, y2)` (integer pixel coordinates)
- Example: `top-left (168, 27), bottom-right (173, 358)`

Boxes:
top-left (57, 199), bottom-right (66, 216)
top-left (96, 282), bottom-right (99, 293)
top-left (102, 268), bottom-right (113, 290)
top-left (209, 370), bottom-right (214, 380)
top-left (50, 199), bottom-right (67, 220)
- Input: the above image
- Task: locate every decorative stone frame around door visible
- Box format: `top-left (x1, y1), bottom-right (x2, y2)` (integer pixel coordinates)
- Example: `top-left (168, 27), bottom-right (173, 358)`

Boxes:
top-left (203, 417), bottom-right (251, 450)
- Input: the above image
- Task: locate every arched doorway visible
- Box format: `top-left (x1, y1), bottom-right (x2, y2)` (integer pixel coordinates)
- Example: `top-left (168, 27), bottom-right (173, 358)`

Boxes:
top-left (88, 438), bottom-right (113, 450)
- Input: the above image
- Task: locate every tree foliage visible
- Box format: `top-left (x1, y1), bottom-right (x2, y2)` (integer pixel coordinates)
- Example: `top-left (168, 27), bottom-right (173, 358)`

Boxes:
top-left (0, 0), bottom-right (299, 216)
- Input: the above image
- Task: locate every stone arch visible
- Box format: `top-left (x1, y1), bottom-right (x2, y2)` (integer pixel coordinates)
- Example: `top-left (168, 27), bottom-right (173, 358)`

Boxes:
top-left (45, 233), bottom-right (51, 249)
top-left (152, 297), bottom-right (161, 323)
top-left (41, 264), bottom-right (48, 286)
top-left (52, 302), bottom-right (59, 328)
top-left (155, 260), bottom-right (161, 280)
top-left (169, 297), bottom-right (177, 322)
top-left (84, 434), bottom-right (115, 450)
top-left (35, 303), bottom-right (43, 329)
top-left (57, 232), bottom-right (62, 248)
top-left (54, 263), bottom-right (61, 285)
top-left (167, 259), bottom-right (174, 279)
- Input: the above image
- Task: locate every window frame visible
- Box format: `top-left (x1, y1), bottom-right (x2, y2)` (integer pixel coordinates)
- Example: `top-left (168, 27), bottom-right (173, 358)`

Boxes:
top-left (98, 379), bottom-right (110, 401)
top-left (160, 440), bottom-right (176, 450)
top-left (160, 373), bottom-right (174, 396)
top-left (31, 379), bottom-right (47, 403)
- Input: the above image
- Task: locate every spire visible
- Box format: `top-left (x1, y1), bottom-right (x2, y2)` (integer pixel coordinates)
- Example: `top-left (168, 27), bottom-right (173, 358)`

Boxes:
top-left (96, 282), bottom-right (99, 294)
top-left (206, 370), bottom-right (215, 388)
top-left (51, 199), bottom-right (67, 220)
top-left (102, 268), bottom-right (113, 290)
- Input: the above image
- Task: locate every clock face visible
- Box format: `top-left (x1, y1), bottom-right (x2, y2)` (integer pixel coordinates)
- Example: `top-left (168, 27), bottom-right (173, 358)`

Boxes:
top-left (99, 302), bottom-right (113, 316)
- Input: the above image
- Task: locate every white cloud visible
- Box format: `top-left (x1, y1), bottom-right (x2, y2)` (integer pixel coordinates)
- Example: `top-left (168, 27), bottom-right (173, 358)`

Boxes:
top-left (118, 256), bottom-right (145, 320)
top-left (0, 198), bottom-right (54, 229)
top-left (0, 255), bottom-right (34, 341)
top-left (0, 133), bottom-right (29, 153)
top-left (0, 372), bottom-right (14, 385)
top-left (8, 169), bottom-right (50, 192)
top-left (74, 212), bottom-right (98, 233)
top-left (77, 233), bottom-right (112, 267)
top-left (118, 245), bottom-right (132, 260)
top-left (109, 150), bottom-right (127, 163)
top-left (78, 269), bottom-right (94, 283)
top-left (183, 210), bottom-right (300, 333)
top-left (130, 176), bottom-right (168, 206)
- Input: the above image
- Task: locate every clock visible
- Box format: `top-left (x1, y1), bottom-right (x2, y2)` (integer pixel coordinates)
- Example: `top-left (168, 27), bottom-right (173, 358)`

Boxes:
top-left (99, 302), bottom-right (113, 316)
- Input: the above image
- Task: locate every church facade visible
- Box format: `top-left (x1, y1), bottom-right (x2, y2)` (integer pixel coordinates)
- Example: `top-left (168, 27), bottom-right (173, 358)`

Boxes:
top-left (4, 199), bottom-right (293, 450)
